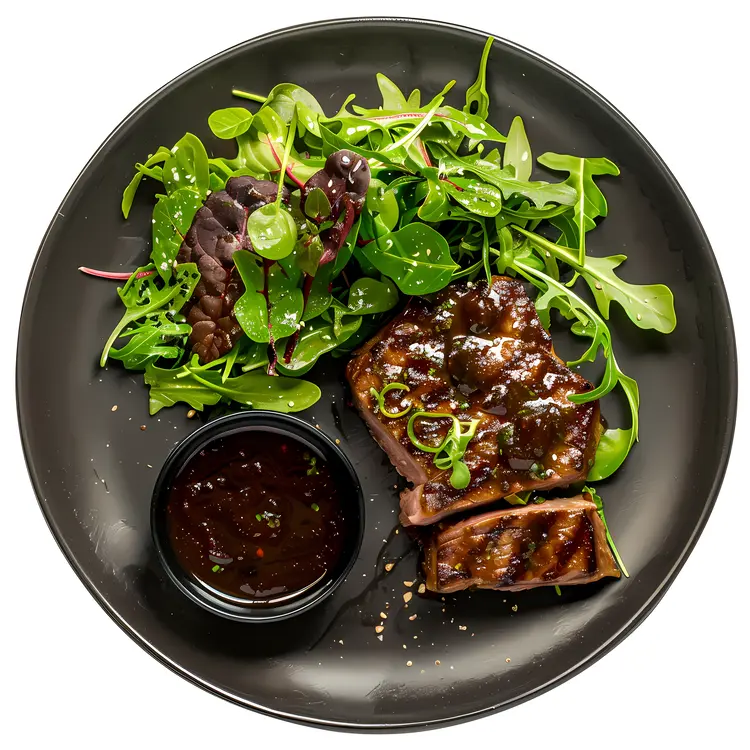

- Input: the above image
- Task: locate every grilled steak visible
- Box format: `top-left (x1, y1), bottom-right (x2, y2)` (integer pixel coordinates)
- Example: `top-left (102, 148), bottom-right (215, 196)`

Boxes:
top-left (423, 495), bottom-right (620, 593)
top-left (346, 276), bottom-right (601, 526)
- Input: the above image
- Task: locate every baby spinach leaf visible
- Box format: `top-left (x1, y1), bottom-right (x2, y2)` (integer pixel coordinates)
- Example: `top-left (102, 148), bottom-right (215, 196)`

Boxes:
top-left (162, 133), bottom-right (210, 198)
top-left (233, 251), bottom-right (267, 342)
top-left (247, 204), bottom-right (298, 259)
top-left (360, 223), bottom-right (458, 294)
top-left (265, 83), bottom-right (325, 123)
top-left (503, 116), bottom-right (532, 182)
top-left (418, 176), bottom-right (448, 221)
top-left (346, 276), bottom-right (399, 314)
top-left (151, 187), bottom-right (203, 280)
top-left (301, 262), bottom-right (334, 321)
top-left (277, 316), bottom-right (362, 375)
top-left (442, 176), bottom-right (503, 217)
top-left (366, 179), bottom-right (400, 230)
top-left (101, 263), bottom-right (200, 366)
top-left (303, 187), bottom-right (332, 221)
top-left (208, 107), bottom-right (254, 139)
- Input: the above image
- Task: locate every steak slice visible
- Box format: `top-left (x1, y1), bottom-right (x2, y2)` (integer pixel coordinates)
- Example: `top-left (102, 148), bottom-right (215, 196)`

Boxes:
top-left (423, 495), bottom-right (620, 593)
top-left (346, 276), bottom-right (601, 526)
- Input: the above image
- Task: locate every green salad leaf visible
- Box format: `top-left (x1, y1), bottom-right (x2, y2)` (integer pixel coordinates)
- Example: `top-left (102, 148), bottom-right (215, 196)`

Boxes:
top-left (97, 35), bottom-right (676, 493)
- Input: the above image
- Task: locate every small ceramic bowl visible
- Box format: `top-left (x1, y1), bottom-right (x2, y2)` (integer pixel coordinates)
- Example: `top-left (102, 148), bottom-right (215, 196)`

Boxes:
top-left (151, 411), bottom-right (364, 622)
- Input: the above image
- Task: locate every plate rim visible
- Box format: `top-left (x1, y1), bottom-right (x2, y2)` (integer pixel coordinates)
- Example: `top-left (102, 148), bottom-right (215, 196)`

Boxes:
top-left (16, 16), bottom-right (738, 731)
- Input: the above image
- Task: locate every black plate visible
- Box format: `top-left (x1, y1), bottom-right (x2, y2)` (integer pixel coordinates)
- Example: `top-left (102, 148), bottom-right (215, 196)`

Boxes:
top-left (17, 19), bottom-right (736, 730)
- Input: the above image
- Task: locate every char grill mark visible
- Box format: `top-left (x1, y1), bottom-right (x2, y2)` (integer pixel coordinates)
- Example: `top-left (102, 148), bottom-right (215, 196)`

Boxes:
top-left (346, 277), bottom-right (602, 525)
top-left (176, 176), bottom-right (289, 363)
top-left (424, 496), bottom-right (620, 593)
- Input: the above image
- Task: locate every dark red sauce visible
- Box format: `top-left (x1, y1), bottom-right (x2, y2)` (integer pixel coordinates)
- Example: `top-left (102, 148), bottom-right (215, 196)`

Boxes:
top-left (166, 429), bottom-right (351, 603)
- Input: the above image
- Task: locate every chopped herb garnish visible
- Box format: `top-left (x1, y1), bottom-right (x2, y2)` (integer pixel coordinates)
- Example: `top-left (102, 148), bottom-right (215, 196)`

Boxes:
top-left (311, 503), bottom-right (320, 512)
top-left (554, 585), bottom-right (562, 596)
top-left (211, 564), bottom-right (221, 573)
top-left (306, 455), bottom-right (320, 475)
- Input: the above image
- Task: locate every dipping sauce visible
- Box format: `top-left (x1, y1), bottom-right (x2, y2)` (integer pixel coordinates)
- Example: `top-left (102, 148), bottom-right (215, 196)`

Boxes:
top-left (166, 429), bottom-right (353, 603)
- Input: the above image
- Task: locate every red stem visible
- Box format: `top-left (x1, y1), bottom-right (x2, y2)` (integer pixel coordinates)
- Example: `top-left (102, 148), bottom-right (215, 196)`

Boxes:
top-left (266, 136), bottom-right (306, 190)
top-left (261, 258), bottom-right (277, 375)
top-left (79, 267), bottom-right (154, 280)
top-left (440, 176), bottom-right (464, 191)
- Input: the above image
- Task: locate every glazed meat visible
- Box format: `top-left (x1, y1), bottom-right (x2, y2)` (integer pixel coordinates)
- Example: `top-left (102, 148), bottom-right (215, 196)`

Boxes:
top-left (423, 496), bottom-right (620, 593)
top-left (346, 277), bottom-right (601, 526)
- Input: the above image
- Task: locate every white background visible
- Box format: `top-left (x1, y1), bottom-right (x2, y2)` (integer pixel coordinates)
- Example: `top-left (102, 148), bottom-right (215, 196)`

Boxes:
top-left (3, 2), bottom-right (747, 748)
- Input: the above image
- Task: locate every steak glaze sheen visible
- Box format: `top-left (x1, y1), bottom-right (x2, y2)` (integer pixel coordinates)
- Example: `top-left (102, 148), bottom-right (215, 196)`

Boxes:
top-left (346, 277), bottom-right (602, 526)
top-left (166, 429), bottom-right (352, 603)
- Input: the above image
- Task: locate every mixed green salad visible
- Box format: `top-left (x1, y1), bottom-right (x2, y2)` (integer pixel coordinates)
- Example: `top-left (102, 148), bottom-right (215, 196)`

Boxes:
top-left (84, 37), bottom-right (675, 483)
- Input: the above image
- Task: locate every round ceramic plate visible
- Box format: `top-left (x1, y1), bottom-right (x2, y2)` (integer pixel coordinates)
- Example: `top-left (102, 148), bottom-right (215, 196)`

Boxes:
top-left (17, 18), bottom-right (736, 731)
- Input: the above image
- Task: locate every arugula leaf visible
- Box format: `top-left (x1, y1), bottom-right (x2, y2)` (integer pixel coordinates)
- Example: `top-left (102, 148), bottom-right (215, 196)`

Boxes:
top-left (109, 320), bottom-right (191, 370)
top-left (145, 363), bottom-right (320, 414)
top-left (121, 147), bottom-right (172, 219)
top-left (537, 153), bottom-right (619, 263)
top-left (208, 107), bottom-right (254, 139)
top-left (151, 188), bottom-right (203, 280)
top-left (162, 133), bottom-right (210, 198)
top-left (376, 73), bottom-right (410, 111)
top-left (360, 223), bottom-right (458, 294)
top-left (436, 148), bottom-right (576, 208)
top-left (514, 258), bottom-right (640, 478)
top-left (101, 263), bottom-right (200, 366)
top-left (503, 116), bottom-right (532, 182)
top-left (583, 486), bottom-right (629, 577)
top-left (515, 226), bottom-right (677, 333)
top-left (464, 36), bottom-right (493, 119)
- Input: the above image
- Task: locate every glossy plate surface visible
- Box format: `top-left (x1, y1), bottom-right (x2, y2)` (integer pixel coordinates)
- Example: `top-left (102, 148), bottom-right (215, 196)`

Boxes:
top-left (17, 19), bottom-right (736, 730)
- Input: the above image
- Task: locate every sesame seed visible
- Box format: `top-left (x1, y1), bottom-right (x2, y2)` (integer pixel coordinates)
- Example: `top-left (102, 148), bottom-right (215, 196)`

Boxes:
top-left (385, 563), bottom-right (394, 572)
top-left (187, 409), bottom-right (196, 418)
top-left (403, 580), bottom-right (414, 587)
top-left (111, 405), bottom-right (118, 412)
top-left (409, 614), bottom-right (417, 621)
top-left (403, 592), bottom-right (413, 603)
top-left (435, 660), bottom-right (441, 666)
top-left (506, 658), bottom-right (511, 663)
top-left (140, 425), bottom-right (146, 431)
top-left (511, 604), bottom-right (518, 612)
top-left (406, 661), bottom-right (413, 667)
top-left (375, 625), bottom-right (384, 634)
top-left (418, 583), bottom-right (426, 594)
top-left (380, 612), bottom-right (388, 619)
top-left (459, 625), bottom-right (467, 631)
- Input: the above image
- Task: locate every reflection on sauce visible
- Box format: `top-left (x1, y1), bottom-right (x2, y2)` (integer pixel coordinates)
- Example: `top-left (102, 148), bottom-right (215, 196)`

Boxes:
top-left (166, 430), bottom-right (351, 603)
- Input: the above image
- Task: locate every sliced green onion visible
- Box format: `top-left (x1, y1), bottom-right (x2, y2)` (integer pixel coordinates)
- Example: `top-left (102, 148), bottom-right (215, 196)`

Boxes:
top-left (370, 383), bottom-right (412, 418)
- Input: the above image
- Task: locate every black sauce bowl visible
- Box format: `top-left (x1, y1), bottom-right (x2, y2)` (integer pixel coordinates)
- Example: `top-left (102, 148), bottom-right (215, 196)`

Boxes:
top-left (151, 411), bottom-right (364, 622)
